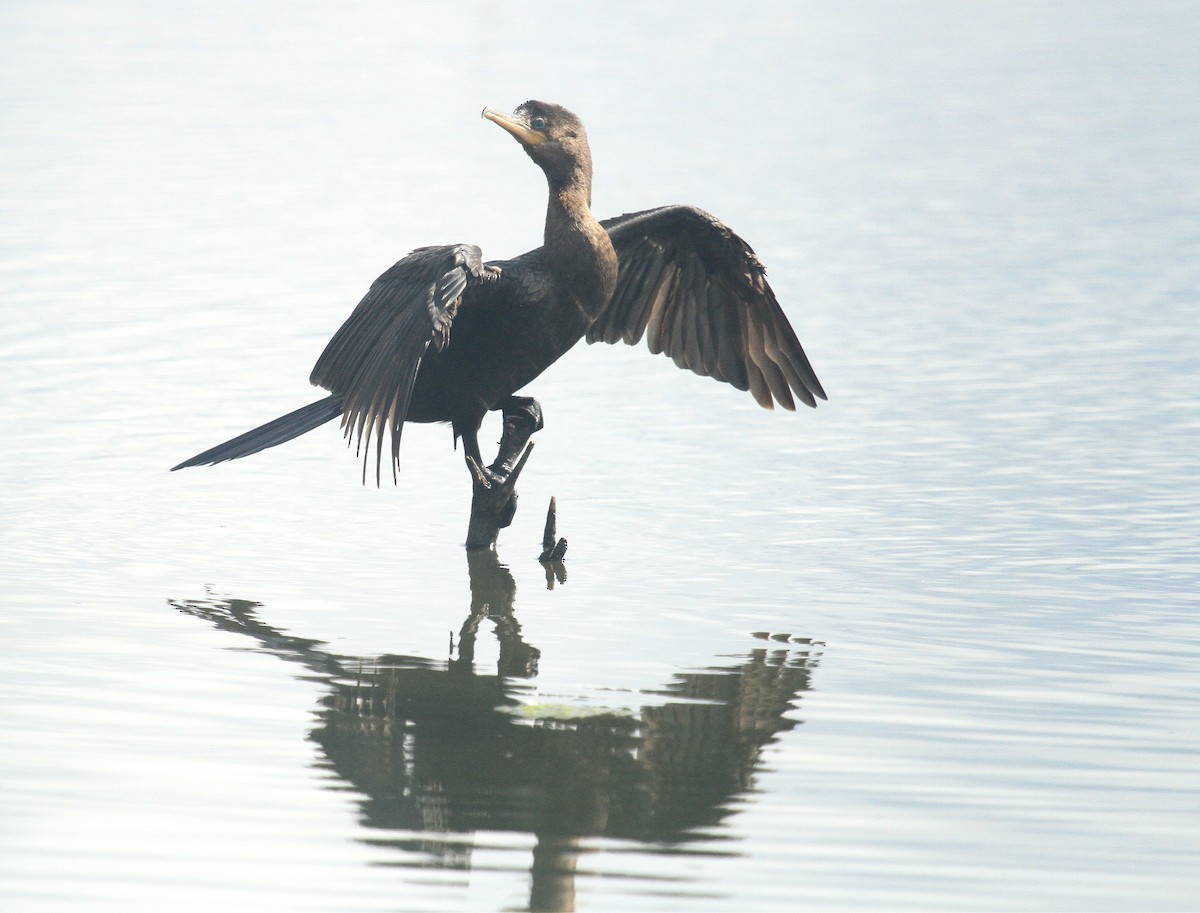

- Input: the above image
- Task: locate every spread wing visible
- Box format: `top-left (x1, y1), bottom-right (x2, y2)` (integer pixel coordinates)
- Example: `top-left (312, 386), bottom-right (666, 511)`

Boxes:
top-left (310, 243), bottom-right (492, 483)
top-left (588, 205), bottom-right (826, 410)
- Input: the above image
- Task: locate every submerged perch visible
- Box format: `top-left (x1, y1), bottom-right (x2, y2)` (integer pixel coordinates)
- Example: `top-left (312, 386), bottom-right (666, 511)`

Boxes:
top-left (539, 496), bottom-right (568, 563)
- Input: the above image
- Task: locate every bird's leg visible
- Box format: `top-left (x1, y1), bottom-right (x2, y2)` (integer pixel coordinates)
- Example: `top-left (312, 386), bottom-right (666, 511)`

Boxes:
top-left (460, 426), bottom-right (487, 476)
top-left (489, 396), bottom-right (544, 478)
top-left (463, 397), bottom-right (543, 549)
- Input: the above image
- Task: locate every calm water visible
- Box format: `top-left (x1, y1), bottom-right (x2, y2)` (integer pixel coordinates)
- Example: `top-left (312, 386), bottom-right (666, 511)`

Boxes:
top-left (2, 1), bottom-right (1198, 910)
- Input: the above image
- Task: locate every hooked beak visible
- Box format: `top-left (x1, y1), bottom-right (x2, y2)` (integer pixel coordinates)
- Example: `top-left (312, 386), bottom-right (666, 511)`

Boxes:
top-left (481, 107), bottom-right (547, 146)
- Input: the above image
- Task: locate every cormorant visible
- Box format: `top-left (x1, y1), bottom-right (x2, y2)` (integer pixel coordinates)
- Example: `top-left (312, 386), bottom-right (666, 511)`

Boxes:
top-left (173, 102), bottom-right (826, 516)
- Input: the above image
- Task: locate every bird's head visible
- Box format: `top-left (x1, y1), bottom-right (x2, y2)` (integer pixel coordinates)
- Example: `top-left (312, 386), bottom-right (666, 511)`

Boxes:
top-left (482, 101), bottom-right (592, 188)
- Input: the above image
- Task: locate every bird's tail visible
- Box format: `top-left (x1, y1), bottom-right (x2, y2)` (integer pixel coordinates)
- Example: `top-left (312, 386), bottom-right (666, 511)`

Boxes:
top-left (171, 395), bottom-right (344, 471)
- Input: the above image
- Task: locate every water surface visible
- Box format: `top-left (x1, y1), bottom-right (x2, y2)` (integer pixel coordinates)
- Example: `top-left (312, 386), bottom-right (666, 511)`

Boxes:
top-left (2, 1), bottom-right (1198, 910)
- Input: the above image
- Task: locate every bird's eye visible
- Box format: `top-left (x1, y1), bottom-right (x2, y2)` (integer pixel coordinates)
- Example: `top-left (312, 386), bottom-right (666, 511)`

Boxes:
top-left (531, 117), bottom-right (547, 131)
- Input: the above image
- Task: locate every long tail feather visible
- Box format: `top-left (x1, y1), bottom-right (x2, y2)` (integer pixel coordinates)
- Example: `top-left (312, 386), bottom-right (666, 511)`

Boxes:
top-left (171, 396), bottom-right (343, 470)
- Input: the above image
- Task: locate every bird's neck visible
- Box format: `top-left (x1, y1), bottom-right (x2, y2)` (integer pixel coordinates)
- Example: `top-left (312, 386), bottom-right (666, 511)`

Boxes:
top-left (542, 169), bottom-right (617, 314)
top-left (543, 166), bottom-right (596, 248)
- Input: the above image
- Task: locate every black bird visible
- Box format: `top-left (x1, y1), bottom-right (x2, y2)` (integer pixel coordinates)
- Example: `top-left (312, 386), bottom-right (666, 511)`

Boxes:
top-left (173, 101), bottom-right (826, 497)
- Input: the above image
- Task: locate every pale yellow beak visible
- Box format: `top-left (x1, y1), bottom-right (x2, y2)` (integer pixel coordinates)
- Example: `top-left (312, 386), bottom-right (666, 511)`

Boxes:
top-left (481, 107), bottom-right (547, 146)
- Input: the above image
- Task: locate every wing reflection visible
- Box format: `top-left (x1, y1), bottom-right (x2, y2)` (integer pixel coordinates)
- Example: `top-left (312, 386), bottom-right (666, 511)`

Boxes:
top-left (170, 549), bottom-right (820, 912)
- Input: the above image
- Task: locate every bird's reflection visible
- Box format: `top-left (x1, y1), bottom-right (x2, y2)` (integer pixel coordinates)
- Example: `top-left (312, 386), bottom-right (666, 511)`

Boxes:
top-left (170, 550), bottom-right (820, 912)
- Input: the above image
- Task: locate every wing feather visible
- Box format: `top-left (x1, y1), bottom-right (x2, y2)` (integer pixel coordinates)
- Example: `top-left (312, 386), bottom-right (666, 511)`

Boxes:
top-left (764, 318), bottom-right (816, 409)
top-left (710, 283), bottom-right (743, 388)
top-left (683, 287), bottom-right (703, 372)
top-left (591, 206), bottom-right (826, 410)
top-left (693, 279), bottom-right (715, 377)
top-left (665, 267), bottom-right (689, 366)
top-left (748, 314), bottom-right (794, 410)
top-left (628, 247), bottom-right (669, 345)
top-left (644, 265), bottom-right (678, 356)
top-left (606, 242), bottom-right (659, 345)
top-left (674, 258), bottom-right (701, 371)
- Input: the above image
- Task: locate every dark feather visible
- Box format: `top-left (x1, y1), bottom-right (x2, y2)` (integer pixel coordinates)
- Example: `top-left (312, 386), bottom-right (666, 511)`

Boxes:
top-left (625, 246), bottom-right (668, 345)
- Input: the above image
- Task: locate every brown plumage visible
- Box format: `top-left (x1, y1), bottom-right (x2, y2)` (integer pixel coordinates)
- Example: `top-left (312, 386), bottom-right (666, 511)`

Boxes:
top-left (173, 101), bottom-right (826, 485)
